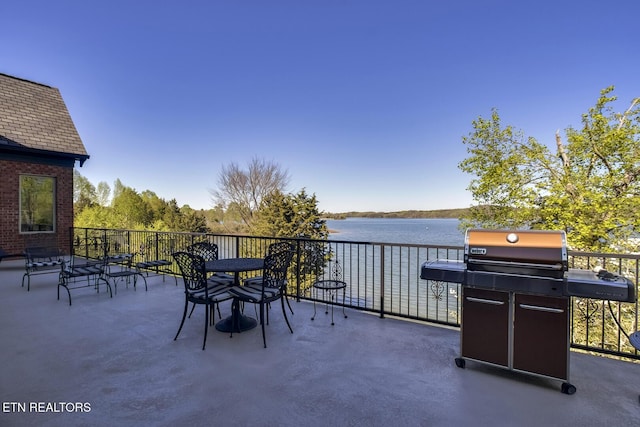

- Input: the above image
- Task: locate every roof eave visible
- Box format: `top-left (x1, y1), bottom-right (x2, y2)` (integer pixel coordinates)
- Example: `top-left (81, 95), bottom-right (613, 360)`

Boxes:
top-left (0, 144), bottom-right (90, 167)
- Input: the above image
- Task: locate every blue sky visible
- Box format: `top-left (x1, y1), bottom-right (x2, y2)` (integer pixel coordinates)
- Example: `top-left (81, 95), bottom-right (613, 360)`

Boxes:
top-left (2, 1), bottom-right (639, 212)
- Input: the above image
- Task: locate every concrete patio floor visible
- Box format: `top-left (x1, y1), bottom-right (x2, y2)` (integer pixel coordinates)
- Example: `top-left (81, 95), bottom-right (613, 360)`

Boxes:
top-left (1, 259), bottom-right (639, 427)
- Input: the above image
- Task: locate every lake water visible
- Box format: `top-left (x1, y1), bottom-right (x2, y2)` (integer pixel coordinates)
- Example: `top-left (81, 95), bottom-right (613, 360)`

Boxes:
top-left (326, 217), bottom-right (465, 246)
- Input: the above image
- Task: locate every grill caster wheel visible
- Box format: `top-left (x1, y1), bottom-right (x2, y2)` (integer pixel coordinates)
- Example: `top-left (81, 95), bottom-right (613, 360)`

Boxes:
top-left (561, 382), bottom-right (576, 395)
top-left (455, 358), bottom-right (465, 369)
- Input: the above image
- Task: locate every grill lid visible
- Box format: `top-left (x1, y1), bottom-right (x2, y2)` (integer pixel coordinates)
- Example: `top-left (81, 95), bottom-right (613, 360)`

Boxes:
top-left (465, 229), bottom-right (568, 278)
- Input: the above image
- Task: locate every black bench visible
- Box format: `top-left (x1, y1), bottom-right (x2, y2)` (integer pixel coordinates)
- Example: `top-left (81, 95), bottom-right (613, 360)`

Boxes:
top-left (58, 256), bottom-right (111, 305)
top-left (22, 247), bottom-right (65, 291)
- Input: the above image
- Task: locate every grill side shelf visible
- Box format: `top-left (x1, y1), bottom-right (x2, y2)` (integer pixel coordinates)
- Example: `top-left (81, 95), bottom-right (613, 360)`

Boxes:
top-left (420, 260), bottom-right (465, 283)
top-left (565, 269), bottom-right (636, 303)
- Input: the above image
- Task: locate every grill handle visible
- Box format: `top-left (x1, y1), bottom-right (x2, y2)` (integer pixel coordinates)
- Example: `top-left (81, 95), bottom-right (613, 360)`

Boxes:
top-left (466, 296), bottom-right (505, 306)
top-left (468, 258), bottom-right (565, 271)
top-left (519, 304), bottom-right (564, 314)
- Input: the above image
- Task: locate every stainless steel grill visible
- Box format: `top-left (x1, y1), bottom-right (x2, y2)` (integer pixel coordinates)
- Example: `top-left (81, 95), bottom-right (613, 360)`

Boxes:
top-left (420, 228), bottom-right (637, 395)
top-left (421, 229), bottom-right (635, 302)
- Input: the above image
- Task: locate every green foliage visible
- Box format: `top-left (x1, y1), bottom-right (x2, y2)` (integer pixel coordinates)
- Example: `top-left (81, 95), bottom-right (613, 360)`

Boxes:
top-left (251, 189), bottom-right (328, 240)
top-left (73, 173), bottom-right (211, 233)
top-left (251, 189), bottom-right (329, 292)
top-left (74, 204), bottom-right (120, 229)
top-left (178, 205), bottom-right (209, 233)
top-left (73, 169), bottom-right (97, 213)
top-left (111, 185), bottom-right (153, 229)
top-left (459, 87), bottom-right (640, 251)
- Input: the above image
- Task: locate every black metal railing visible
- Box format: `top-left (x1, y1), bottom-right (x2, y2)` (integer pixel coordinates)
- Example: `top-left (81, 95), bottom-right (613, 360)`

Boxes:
top-left (71, 227), bottom-right (640, 360)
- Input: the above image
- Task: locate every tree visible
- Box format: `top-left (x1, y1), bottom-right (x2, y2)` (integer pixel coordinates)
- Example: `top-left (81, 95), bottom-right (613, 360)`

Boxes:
top-left (111, 182), bottom-right (152, 229)
top-left (252, 189), bottom-right (329, 290)
top-left (458, 86), bottom-right (640, 251)
top-left (96, 181), bottom-right (111, 206)
top-left (179, 205), bottom-right (209, 233)
top-left (140, 190), bottom-right (167, 220)
top-left (251, 189), bottom-right (328, 240)
top-left (74, 204), bottom-right (119, 229)
top-left (73, 169), bottom-right (97, 214)
top-left (211, 157), bottom-right (290, 228)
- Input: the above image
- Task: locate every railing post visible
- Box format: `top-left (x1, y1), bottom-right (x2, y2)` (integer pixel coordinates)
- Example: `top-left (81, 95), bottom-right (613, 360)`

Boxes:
top-left (379, 244), bottom-right (385, 318)
top-left (155, 232), bottom-right (160, 261)
top-left (295, 240), bottom-right (301, 302)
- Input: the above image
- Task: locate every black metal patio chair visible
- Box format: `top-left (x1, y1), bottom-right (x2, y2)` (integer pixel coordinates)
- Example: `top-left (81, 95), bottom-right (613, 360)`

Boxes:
top-left (186, 241), bottom-right (235, 284)
top-left (172, 251), bottom-right (233, 350)
top-left (243, 241), bottom-right (296, 315)
top-left (186, 241), bottom-right (235, 320)
top-left (228, 246), bottom-right (295, 348)
top-left (103, 254), bottom-right (147, 294)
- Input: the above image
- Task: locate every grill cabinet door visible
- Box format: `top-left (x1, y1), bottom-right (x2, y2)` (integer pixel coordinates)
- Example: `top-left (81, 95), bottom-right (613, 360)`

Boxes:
top-left (461, 287), bottom-right (510, 367)
top-left (512, 294), bottom-right (569, 380)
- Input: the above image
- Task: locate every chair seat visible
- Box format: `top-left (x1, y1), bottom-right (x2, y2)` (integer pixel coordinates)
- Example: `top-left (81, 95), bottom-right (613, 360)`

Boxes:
top-left (28, 260), bottom-right (63, 268)
top-left (188, 287), bottom-right (232, 304)
top-left (136, 259), bottom-right (171, 268)
top-left (62, 265), bottom-right (103, 277)
top-left (205, 281), bottom-right (233, 294)
top-left (243, 276), bottom-right (263, 287)
top-left (212, 272), bottom-right (234, 280)
top-left (229, 284), bottom-right (281, 303)
top-left (245, 277), bottom-right (289, 289)
top-left (107, 270), bottom-right (138, 278)
top-left (208, 276), bottom-right (234, 287)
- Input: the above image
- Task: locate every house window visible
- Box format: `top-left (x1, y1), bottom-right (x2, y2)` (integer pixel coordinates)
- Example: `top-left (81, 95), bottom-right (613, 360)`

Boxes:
top-left (20, 175), bottom-right (56, 233)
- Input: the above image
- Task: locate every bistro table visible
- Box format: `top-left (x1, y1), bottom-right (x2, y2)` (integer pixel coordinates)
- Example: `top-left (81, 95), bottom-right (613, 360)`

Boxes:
top-left (311, 279), bottom-right (348, 326)
top-left (205, 257), bottom-right (264, 333)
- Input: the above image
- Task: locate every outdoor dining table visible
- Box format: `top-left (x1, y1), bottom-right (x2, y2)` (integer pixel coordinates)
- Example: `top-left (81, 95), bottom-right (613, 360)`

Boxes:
top-left (205, 257), bottom-right (264, 333)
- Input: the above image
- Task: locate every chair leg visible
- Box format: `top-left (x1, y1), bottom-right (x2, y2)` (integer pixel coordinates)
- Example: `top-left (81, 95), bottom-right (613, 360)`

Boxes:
top-left (284, 290), bottom-right (294, 315)
top-left (208, 304), bottom-right (220, 326)
top-left (203, 303), bottom-right (209, 350)
top-left (260, 303), bottom-right (267, 348)
top-left (136, 273), bottom-right (148, 291)
top-left (188, 302), bottom-right (197, 318)
top-left (175, 300), bottom-right (189, 341)
top-left (281, 297), bottom-right (293, 334)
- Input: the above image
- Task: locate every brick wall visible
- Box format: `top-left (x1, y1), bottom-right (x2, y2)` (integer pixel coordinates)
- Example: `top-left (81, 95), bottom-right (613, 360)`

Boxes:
top-left (1, 159), bottom-right (73, 255)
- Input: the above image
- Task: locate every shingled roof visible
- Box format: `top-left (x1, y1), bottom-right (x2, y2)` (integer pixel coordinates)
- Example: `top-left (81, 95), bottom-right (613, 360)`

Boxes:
top-left (0, 72), bottom-right (89, 165)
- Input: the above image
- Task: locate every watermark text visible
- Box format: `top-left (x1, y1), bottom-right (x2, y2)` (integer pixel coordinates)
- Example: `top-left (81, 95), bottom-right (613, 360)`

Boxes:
top-left (2, 401), bottom-right (91, 413)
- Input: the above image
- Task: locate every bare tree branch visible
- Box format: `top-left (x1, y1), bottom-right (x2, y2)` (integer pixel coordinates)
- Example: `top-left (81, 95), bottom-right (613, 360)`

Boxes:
top-left (211, 157), bottom-right (290, 227)
top-left (556, 130), bottom-right (570, 168)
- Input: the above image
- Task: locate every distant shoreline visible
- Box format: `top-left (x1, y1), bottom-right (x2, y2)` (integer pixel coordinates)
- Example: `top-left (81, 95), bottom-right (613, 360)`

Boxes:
top-left (323, 208), bottom-right (469, 220)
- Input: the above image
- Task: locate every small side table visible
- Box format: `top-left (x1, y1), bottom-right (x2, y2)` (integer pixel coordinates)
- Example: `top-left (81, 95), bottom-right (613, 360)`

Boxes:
top-left (311, 279), bottom-right (348, 325)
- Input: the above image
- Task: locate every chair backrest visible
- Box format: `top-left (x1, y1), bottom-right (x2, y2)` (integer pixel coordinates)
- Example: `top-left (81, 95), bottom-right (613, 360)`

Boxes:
top-left (262, 246), bottom-right (294, 290)
top-left (172, 251), bottom-right (208, 293)
top-left (267, 242), bottom-right (293, 255)
top-left (186, 241), bottom-right (219, 262)
top-left (267, 241), bottom-right (294, 256)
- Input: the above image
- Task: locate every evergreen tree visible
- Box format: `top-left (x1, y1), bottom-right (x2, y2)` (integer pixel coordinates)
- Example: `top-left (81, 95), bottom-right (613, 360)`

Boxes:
top-left (252, 189), bottom-right (328, 240)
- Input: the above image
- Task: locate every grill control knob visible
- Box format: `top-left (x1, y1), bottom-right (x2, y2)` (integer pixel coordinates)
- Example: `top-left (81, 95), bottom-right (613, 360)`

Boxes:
top-left (506, 233), bottom-right (519, 243)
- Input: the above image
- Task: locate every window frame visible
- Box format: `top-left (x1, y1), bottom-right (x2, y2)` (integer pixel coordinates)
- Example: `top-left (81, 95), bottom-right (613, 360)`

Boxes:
top-left (19, 174), bottom-right (56, 234)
